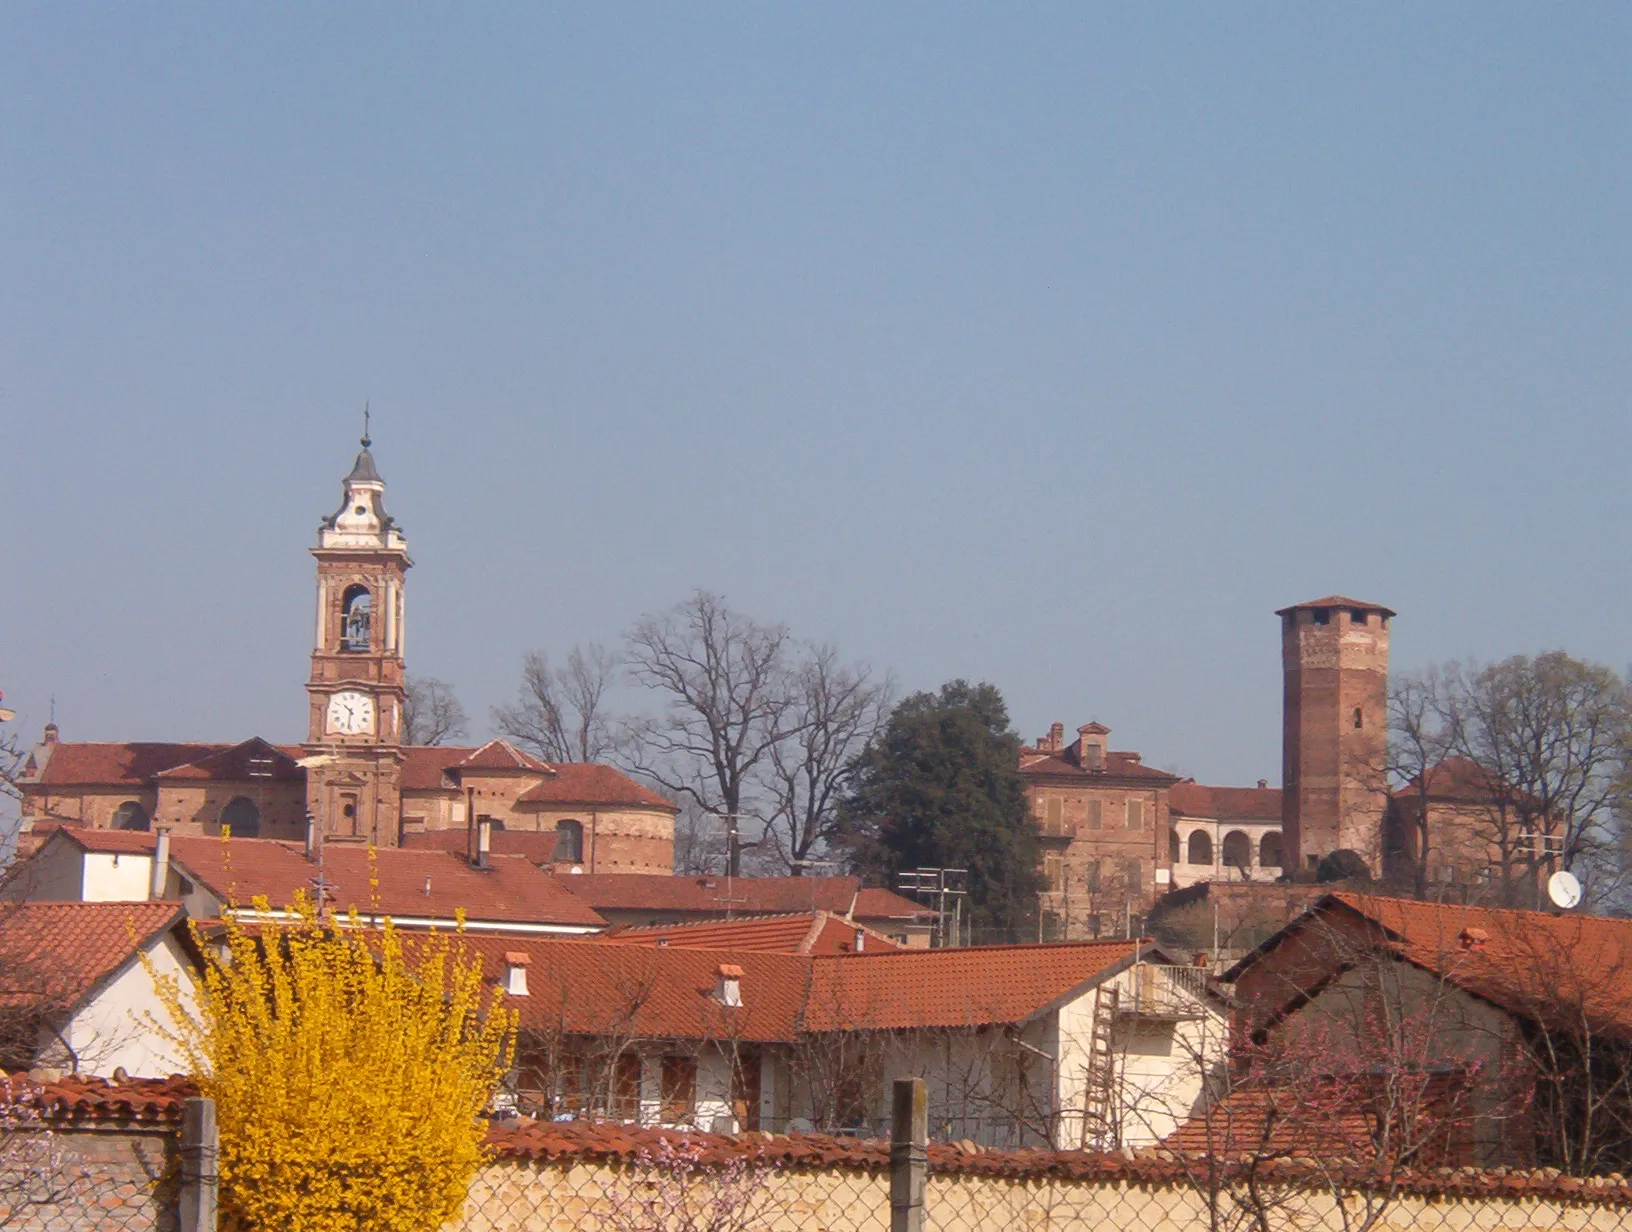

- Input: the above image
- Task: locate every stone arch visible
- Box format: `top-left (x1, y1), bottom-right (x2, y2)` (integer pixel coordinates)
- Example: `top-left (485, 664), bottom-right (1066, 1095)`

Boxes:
top-left (221, 796), bottom-right (260, 838)
top-left (1187, 830), bottom-right (1214, 865)
top-left (112, 801), bottom-right (150, 831)
top-left (1259, 831), bottom-right (1283, 869)
top-left (554, 819), bottom-right (584, 864)
top-left (1168, 829), bottom-right (1180, 864)
top-left (340, 584), bottom-right (372, 652)
top-left (1221, 829), bottom-right (1252, 871)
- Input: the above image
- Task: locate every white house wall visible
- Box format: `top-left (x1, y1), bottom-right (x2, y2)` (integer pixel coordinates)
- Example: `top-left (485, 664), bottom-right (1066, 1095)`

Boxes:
top-left (82, 852), bottom-right (155, 902)
top-left (2, 839), bottom-right (90, 902)
top-left (54, 933), bottom-right (195, 1078)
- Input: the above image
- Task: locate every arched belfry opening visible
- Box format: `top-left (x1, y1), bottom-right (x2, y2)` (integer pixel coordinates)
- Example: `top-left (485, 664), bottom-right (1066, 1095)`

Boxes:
top-left (341, 585), bottom-right (372, 652)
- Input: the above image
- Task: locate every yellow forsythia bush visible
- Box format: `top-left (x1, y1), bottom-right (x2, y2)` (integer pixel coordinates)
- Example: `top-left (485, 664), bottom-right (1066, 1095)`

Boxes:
top-left (151, 892), bottom-right (515, 1232)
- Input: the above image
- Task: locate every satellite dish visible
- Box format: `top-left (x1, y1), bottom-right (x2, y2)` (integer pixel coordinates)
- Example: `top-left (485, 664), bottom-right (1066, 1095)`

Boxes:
top-left (1548, 870), bottom-right (1583, 910)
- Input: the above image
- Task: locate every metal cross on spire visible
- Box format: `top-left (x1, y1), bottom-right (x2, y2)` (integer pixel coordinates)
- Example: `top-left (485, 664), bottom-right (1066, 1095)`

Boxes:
top-left (362, 401), bottom-right (371, 449)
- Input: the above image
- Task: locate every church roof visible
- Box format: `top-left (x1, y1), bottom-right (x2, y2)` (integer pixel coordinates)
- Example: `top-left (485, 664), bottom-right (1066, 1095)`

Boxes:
top-left (453, 739), bottom-right (553, 773)
top-left (346, 444), bottom-right (382, 484)
top-left (1275, 595), bottom-right (1396, 617)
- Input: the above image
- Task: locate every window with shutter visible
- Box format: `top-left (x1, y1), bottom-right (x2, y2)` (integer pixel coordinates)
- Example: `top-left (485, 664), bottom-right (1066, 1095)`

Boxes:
top-left (1044, 853), bottom-right (1064, 891)
top-left (1126, 798), bottom-right (1144, 831)
top-left (1086, 799), bottom-right (1103, 830)
top-left (1124, 858), bottom-right (1144, 892)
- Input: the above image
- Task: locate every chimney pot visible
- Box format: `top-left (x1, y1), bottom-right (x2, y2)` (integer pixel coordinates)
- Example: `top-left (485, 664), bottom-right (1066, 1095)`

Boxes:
top-left (303, 813), bottom-right (318, 861)
top-left (716, 963), bottom-right (744, 1007)
top-left (1258, 779), bottom-right (1268, 790)
top-left (42, 723), bottom-right (58, 746)
top-left (475, 816), bottom-right (492, 870)
top-left (854, 929), bottom-right (866, 952)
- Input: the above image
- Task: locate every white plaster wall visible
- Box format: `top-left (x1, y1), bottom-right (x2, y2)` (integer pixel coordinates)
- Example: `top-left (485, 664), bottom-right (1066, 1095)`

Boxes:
top-left (82, 852), bottom-right (154, 902)
top-left (57, 933), bottom-right (194, 1078)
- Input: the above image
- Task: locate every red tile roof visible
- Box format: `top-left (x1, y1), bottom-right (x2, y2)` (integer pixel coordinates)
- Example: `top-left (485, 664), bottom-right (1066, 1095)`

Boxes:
top-left (1275, 595), bottom-right (1396, 616)
top-left (1231, 893), bottom-right (1632, 1040)
top-left (464, 935), bottom-right (1149, 1043)
top-left (460, 936), bottom-right (808, 1043)
top-left (26, 742), bottom-right (300, 788)
top-left (33, 824), bottom-right (159, 855)
top-left (559, 873), bottom-right (860, 917)
top-left (454, 740), bottom-right (554, 773)
top-left (1393, 756), bottom-right (1506, 803)
top-left (604, 912), bottom-right (900, 955)
top-left (153, 738), bottom-right (303, 783)
top-left (4, 1072), bottom-right (193, 1124)
top-left (515, 765), bottom-right (676, 811)
top-left (0, 902), bottom-right (184, 1012)
top-left (162, 837), bottom-right (606, 930)
top-left (851, 887), bottom-right (938, 922)
top-left (1162, 1084), bottom-right (1383, 1160)
top-left (1168, 781), bottom-right (1282, 821)
top-left (1017, 751), bottom-right (1180, 784)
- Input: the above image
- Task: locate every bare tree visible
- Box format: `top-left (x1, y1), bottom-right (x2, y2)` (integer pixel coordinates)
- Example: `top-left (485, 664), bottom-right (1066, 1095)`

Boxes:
top-left (624, 593), bottom-right (795, 876)
top-left (491, 645), bottom-right (620, 764)
top-left (1385, 668), bottom-right (1454, 898)
top-left (762, 646), bottom-right (892, 875)
top-left (401, 676), bottom-right (469, 746)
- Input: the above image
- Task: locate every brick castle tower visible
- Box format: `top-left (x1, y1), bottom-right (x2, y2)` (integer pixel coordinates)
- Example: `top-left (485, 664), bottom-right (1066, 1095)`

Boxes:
top-left (303, 427), bottom-right (411, 844)
top-left (1278, 596), bottom-right (1394, 875)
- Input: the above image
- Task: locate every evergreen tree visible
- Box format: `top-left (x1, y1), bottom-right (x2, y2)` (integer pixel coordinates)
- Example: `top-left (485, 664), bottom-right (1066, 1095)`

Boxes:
top-left (837, 680), bottom-right (1040, 943)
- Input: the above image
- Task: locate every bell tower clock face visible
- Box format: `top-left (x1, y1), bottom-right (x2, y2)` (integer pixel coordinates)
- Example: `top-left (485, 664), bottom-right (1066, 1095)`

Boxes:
top-left (325, 690), bottom-right (376, 737)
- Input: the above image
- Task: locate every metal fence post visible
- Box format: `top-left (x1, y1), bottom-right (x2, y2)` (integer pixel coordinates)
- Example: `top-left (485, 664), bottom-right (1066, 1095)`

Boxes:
top-left (891, 1077), bottom-right (927, 1232)
top-left (179, 1096), bottom-right (218, 1232)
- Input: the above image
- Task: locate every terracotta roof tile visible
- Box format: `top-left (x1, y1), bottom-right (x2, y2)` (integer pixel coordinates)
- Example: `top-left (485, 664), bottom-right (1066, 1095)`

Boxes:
top-left (802, 940), bottom-right (1146, 1031)
top-left (0, 902), bottom-right (184, 1012)
top-left (153, 738), bottom-right (303, 783)
top-left (401, 829), bottom-right (565, 862)
top-left (27, 742), bottom-right (303, 788)
top-left (604, 912), bottom-right (900, 955)
top-left (1018, 751), bottom-right (1180, 784)
top-left (454, 740), bottom-right (555, 773)
top-left (163, 837), bottom-right (606, 930)
top-left (1392, 757), bottom-right (1507, 803)
top-left (1275, 595), bottom-right (1396, 616)
top-left (4, 1072), bottom-right (193, 1124)
top-left (851, 887), bottom-right (938, 922)
top-left (559, 873), bottom-right (859, 916)
top-left (515, 765), bottom-right (677, 811)
top-left (1168, 781), bottom-right (1282, 821)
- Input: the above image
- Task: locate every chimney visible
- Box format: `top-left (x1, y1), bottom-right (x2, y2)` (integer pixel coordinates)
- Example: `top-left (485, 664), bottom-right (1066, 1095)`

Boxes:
top-left (1077, 723), bottom-right (1109, 771)
top-left (41, 722), bottom-right (58, 746)
top-left (149, 827), bottom-right (171, 900)
top-left (474, 816), bottom-right (492, 870)
top-left (716, 963), bottom-right (744, 1007)
top-left (854, 929), bottom-right (866, 953)
top-left (304, 813), bottom-right (318, 861)
top-left (502, 952), bottom-right (529, 996)
top-left (1045, 722), bottom-right (1064, 753)
top-left (1458, 927), bottom-right (1489, 952)
top-left (1258, 779), bottom-right (1268, 790)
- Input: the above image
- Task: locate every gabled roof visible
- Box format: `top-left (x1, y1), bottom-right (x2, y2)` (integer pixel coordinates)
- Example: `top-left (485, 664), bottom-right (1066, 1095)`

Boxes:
top-left (515, 765), bottom-right (676, 811)
top-left (462, 936), bottom-right (808, 1043)
top-left (558, 873), bottom-right (859, 917)
top-left (1393, 757), bottom-right (1506, 804)
top-left (22, 742), bottom-right (303, 789)
top-left (1017, 750), bottom-right (1181, 784)
top-left (1275, 595), bottom-right (1396, 617)
top-left (453, 740), bottom-right (554, 773)
top-left (851, 887), bottom-right (939, 922)
top-left (0, 902), bottom-right (185, 1013)
top-left (164, 838), bottom-right (606, 931)
top-left (1169, 781), bottom-right (1282, 822)
top-left (467, 935), bottom-right (1156, 1043)
top-left (802, 939), bottom-right (1150, 1032)
top-left (154, 738), bottom-right (303, 783)
top-left (603, 912), bottom-right (899, 955)
top-left (1227, 893), bottom-right (1632, 1040)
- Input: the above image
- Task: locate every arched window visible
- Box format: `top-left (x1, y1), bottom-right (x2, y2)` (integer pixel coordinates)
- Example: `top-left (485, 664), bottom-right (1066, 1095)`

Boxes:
top-left (221, 796), bottom-right (260, 838)
top-left (1221, 830), bottom-right (1252, 871)
top-left (112, 801), bottom-right (150, 831)
top-left (1168, 829), bottom-right (1180, 864)
top-left (341, 585), bottom-right (372, 652)
top-left (554, 819), bottom-right (584, 864)
top-left (1187, 830), bottom-right (1214, 865)
top-left (1260, 831), bottom-right (1284, 869)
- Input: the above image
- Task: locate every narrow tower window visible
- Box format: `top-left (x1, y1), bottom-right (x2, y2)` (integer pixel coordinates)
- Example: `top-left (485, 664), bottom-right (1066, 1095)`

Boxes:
top-left (554, 819), bottom-right (584, 863)
top-left (341, 585), bottom-right (372, 652)
top-left (1353, 707), bottom-right (1363, 729)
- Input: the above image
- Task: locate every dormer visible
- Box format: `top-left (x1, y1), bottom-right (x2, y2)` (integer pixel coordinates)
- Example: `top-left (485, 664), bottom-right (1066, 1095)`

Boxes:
top-left (1073, 723), bottom-right (1110, 771)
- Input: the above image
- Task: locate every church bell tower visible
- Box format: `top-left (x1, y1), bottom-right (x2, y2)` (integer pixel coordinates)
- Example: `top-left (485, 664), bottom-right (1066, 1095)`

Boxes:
top-left (304, 424), bottom-right (411, 844)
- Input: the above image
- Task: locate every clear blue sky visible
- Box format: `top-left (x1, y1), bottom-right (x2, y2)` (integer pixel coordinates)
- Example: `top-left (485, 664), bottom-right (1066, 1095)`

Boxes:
top-left (2, 6), bottom-right (1626, 788)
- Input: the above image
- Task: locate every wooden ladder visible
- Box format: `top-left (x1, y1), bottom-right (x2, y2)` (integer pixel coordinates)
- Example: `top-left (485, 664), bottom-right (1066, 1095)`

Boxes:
top-left (1081, 983), bottom-right (1120, 1150)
